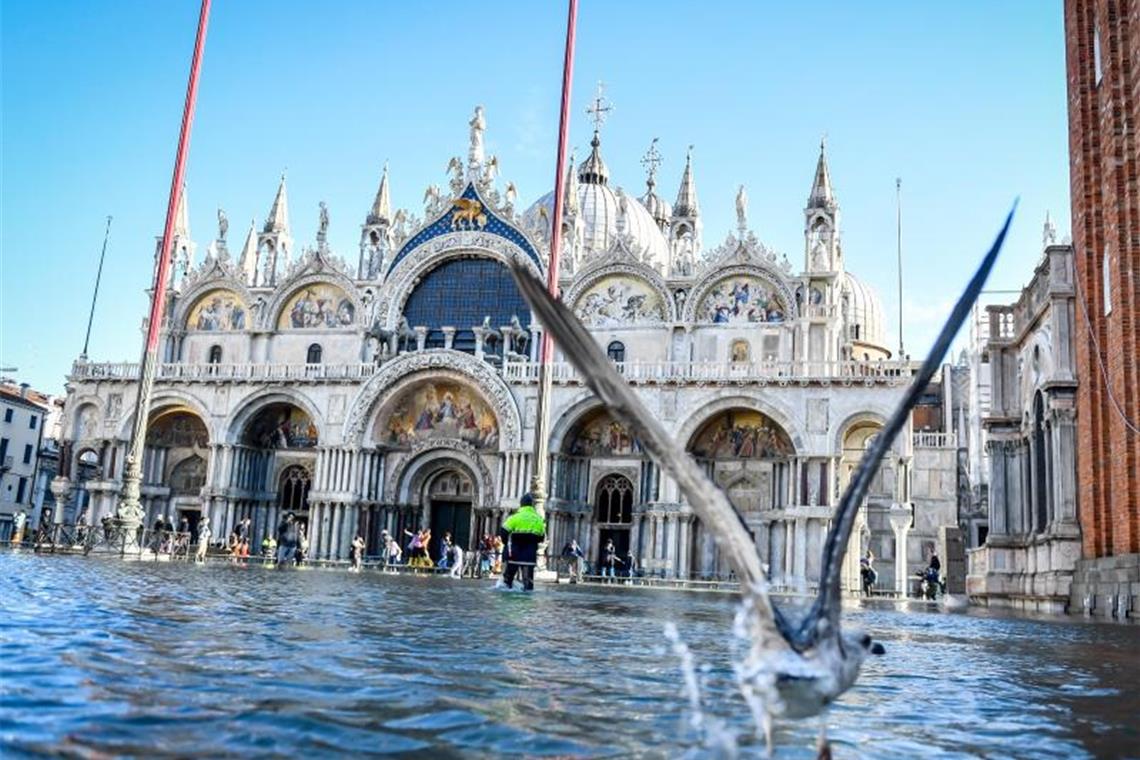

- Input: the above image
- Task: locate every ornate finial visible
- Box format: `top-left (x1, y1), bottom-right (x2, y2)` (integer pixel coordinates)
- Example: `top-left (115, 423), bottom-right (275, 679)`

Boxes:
top-left (586, 81), bottom-right (612, 134)
top-left (641, 137), bottom-right (663, 188)
top-left (1043, 210), bottom-right (1057, 248)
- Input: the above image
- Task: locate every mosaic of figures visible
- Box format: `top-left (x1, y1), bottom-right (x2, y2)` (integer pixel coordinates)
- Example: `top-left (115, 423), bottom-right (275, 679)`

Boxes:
top-left (279, 284), bottom-right (356, 329)
top-left (188, 290), bottom-right (247, 331)
top-left (146, 412), bottom-right (209, 448)
top-left (378, 381), bottom-right (498, 449)
top-left (699, 276), bottom-right (787, 324)
top-left (689, 409), bottom-right (794, 459)
top-left (573, 276), bottom-right (665, 327)
top-left (566, 410), bottom-right (643, 457)
top-left (244, 404), bottom-right (319, 449)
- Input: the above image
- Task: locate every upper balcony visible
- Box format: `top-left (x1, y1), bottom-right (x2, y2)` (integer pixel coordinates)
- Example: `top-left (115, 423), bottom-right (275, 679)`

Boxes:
top-left (70, 355), bottom-right (918, 388)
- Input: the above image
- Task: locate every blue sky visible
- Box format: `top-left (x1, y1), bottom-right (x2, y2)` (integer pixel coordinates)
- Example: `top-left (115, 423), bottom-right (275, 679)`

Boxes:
top-left (2, 1), bottom-right (1069, 394)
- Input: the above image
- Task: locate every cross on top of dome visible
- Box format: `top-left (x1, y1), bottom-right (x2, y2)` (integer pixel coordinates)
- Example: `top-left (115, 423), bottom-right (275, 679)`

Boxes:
top-left (641, 137), bottom-right (663, 188)
top-left (586, 81), bottom-right (613, 135)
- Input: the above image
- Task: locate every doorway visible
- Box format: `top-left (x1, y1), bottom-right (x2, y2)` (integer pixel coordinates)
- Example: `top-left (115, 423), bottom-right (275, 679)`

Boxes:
top-left (426, 469), bottom-right (474, 559)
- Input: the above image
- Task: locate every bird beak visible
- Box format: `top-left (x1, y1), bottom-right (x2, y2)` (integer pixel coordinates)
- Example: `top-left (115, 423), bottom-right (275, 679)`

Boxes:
top-left (870, 643), bottom-right (886, 656)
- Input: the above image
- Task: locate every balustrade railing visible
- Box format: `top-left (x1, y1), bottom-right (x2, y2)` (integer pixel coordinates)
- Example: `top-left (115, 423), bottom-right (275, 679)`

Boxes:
top-left (912, 431), bottom-right (959, 448)
top-left (72, 356), bottom-right (916, 385)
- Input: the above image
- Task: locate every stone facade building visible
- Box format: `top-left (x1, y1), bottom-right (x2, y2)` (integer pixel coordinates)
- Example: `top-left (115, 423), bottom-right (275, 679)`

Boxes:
top-left (968, 241), bottom-right (1082, 613)
top-left (1065, 0), bottom-right (1139, 619)
top-left (57, 109), bottom-right (960, 592)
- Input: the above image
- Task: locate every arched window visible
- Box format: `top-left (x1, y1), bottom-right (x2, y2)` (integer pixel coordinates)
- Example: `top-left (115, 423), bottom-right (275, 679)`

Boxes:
top-left (595, 474), bottom-right (633, 524)
top-left (401, 258), bottom-right (531, 352)
top-left (278, 465), bottom-right (311, 514)
top-left (607, 341), bottom-right (625, 363)
top-left (208, 345), bottom-right (223, 364)
top-left (306, 344), bottom-right (323, 364)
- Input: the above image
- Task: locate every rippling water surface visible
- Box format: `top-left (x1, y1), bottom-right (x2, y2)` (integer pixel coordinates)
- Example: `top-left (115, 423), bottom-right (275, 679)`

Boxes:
top-left (1, 553), bottom-right (1138, 758)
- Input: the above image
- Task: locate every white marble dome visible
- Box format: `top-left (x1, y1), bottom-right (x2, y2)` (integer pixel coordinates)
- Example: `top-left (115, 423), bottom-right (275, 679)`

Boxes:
top-left (842, 272), bottom-right (888, 351)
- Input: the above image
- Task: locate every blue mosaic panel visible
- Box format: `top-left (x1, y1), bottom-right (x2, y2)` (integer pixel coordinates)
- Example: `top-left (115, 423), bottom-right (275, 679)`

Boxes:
top-left (402, 257), bottom-right (531, 352)
top-left (386, 184), bottom-right (543, 275)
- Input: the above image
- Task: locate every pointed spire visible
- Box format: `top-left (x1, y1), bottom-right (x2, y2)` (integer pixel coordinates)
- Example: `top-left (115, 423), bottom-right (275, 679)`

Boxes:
top-left (264, 173), bottom-right (290, 233)
top-left (1043, 210), bottom-right (1057, 248)
top-left (368, 163), bottom-right (392, 224)
top-left (174, 184), bottom-right (190, 240)
top-left (238, 219), bottom-right (258, 283)
top-left (808, 136), bottom-right (835, 207)
top-left (673, 145), bottom-right (699, 217)
top-left (564, 149), bottom-right (580, 213)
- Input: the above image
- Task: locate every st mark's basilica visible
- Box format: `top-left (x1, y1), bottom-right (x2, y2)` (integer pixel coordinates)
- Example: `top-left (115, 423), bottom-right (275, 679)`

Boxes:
top-left (57, 105), bottom-right (962, 594)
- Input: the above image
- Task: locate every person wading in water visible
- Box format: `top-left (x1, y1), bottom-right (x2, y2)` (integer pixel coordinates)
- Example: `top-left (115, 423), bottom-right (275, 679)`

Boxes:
top-left (276, 512), bottom-right (298, 567)
top-left (499, 494), bottom-right (546, 591)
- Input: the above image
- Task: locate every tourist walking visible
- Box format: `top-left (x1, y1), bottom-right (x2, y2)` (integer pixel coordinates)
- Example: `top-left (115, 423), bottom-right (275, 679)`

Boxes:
top-left (438, 532), bottom-right (454, 569)
top-left (350, 533), bottom-right (366, 571)
top-left (195, 518), bottom-right (211, 562)
top-left (296, 526), bottom-right (309, 566)
top-left (491, 534), bottom-right (504, 574)
top-left (499, 494), bottom-right (546, 591)
top-left (601, 539), bottom-right (621, 580)
top-left (860, 550), bottom-right (877, 595)
top-left (624, 550), bottom-right (638, 580)
top-left (262, 534), bottom-right (277, 558)
top-left (562, 539), bottom-right (584, 583)
top-left (448, 540), bottom-right (464, 578)
top-left (382, 530), bottom-right (401, 570)
top-left (276, 512), bottom-right (298, 566)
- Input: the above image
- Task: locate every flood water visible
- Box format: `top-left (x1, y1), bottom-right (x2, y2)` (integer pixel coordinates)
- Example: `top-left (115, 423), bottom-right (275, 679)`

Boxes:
top-left (1, 553), bottom-right (1137, 758)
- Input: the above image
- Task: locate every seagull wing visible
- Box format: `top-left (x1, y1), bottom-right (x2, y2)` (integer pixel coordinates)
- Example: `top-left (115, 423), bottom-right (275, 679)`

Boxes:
top-left (509, 260), bottom-right (785, 641)
top-left (798, 205), bottom-right (1016, 648)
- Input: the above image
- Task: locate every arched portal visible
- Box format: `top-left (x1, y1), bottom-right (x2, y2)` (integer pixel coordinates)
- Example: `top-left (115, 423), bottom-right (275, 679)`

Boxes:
top-left (143, 408), bottom-right (210, 531)
top-left (838, 418), bottom-right (887, 593)
top-left (594, 473), bottom-right (633, 570)
top-left (686, 407), bottom-right (795, 579)
top-left (225, 401), bottom-right (320, 549)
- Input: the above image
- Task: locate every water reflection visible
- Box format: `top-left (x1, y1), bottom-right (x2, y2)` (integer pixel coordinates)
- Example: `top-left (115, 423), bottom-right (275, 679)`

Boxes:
top-left (1, 554), bottom-right (1137, 758)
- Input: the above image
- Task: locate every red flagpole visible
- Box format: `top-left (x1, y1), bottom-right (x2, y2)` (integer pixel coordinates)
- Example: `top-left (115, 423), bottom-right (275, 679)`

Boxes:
top-left (119, 0), bottom-right (211, 524)
top-left (530, 0), bottom-right (578, 518)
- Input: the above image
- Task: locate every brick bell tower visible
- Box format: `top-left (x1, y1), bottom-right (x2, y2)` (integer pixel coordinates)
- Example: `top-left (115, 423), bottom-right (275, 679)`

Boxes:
top-left (1064, 0), bottom-right (1140, 603)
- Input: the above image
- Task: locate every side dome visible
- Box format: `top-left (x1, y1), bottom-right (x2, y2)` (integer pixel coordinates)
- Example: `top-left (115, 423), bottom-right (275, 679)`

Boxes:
top-left (841, 272), bottom-right (888, 351)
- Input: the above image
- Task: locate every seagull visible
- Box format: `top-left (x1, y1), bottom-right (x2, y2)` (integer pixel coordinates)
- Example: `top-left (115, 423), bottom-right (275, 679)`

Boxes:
top-left (511, 206), bottom-right (1015, 755)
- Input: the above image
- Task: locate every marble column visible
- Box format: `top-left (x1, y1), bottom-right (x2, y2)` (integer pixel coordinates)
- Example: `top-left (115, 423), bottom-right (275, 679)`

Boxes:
top-left (441, 326), bottom-right (456, 350)
top-left (889, 505), bottom-right (913, 596)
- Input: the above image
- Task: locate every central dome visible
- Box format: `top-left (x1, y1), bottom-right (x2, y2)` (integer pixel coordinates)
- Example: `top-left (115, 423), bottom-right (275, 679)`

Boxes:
top-left (523, 133), bottom-right (670, 271)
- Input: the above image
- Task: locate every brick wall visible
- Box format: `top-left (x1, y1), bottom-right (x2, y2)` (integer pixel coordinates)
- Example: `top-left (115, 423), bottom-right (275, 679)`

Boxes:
top-left (1065, 0), bottom-right (1140, 558)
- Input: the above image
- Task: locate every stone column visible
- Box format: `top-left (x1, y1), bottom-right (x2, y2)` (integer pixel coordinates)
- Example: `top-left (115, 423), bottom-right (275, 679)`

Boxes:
top-left (889, 504), bottom-right (913, 596)
top-left (441, 326), bottom-right (456, 350)
top-left (472, 327), bottom-right (487, 360)
top-left (414, 326), bottom-right (428, 351)
top-left (987, 439), bottom-right (1008, 537)
top-left (1049, 406), bottom-right (1079, 529)
top-left (794, 518), bottom-right (808, 583)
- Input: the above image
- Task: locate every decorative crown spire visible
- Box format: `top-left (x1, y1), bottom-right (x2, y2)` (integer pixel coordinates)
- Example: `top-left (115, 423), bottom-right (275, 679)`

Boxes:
top-left (238, 218), bottom-right (258, 282)
top-left (641, 137), bottom-right (663, 192)
top-left (808, 136), bottom-right (835, 207)
top-left (174, 184), bottom-right (190, 240)
top-left (368, 162), bottom-right (392, 224)
top-left (564, 149), bottom-right (580, 213)
top-left (264, 173), bottom-right (290, 233)
top-left (673, 145), bottom-right (699, 217)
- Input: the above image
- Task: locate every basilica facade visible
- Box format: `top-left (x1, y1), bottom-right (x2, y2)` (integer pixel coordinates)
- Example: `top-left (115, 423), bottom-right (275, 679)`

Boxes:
top-left (58, 108), bottom-right (958, 593)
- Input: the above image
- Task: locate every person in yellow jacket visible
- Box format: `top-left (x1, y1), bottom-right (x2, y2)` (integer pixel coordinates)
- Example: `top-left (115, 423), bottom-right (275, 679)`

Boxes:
top-left (499, 494), bottom-right (546, 591)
